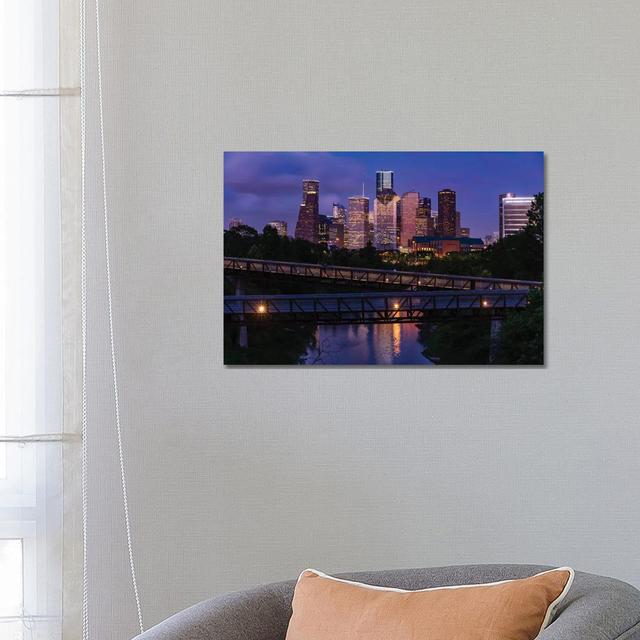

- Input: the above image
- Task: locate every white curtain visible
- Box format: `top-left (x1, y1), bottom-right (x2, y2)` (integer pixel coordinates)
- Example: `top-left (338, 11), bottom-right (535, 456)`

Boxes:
top-left (0, 1), bottom-right (81, 638)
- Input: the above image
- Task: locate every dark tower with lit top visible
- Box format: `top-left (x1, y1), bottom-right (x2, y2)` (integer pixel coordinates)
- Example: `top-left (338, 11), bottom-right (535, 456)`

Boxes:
top-left (294, 179), bottom-right (320, 243)
top-left (438, 188), bottom-right (456, 236)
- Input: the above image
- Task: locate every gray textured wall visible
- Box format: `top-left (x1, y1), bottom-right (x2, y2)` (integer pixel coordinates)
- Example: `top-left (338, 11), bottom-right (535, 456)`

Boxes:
top-left (84, 1), bottom-right (640, 638)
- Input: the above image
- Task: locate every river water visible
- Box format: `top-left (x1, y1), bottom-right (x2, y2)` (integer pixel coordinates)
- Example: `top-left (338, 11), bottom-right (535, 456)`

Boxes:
top-left (304, 323), bottom-right (434, 365)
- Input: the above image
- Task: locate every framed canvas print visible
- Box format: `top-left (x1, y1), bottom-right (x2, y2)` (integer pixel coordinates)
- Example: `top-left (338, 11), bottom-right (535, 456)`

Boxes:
top-left (224, 152), bottom-right (543, 365)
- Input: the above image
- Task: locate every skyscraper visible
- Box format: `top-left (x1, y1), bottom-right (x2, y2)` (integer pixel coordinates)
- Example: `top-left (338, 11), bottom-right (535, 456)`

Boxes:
top-left (346, 196), bottom-right (369, 249)
top-left (317, 215), bottom-right (331, 245)
top-left (327, 221), bottom-right (344, 249)
top-left (399, 191), bottom-right (420, 248)
top-left (367, 209), bottom-right (375, 245)
top-left (501, 195), bottom-right (534, 238)
top-left (332, 203), bottom-right (346, 226)
top-left (416, 197), bottom-right (433, 236)
top-left (438, 188), bottom-right (457, 236)
top-left (373, 191), bottom-right (400, 250)
top-left (294, 179), bottom-right (320, 243)
top-left (376, 170), bottom-right (394, 196)
top-left (498, 192), bottom-right (516, 238)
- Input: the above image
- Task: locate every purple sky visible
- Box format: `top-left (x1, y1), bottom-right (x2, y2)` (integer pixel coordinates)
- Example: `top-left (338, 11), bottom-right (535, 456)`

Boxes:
top-left (224, 152), bottom-right (543, 239)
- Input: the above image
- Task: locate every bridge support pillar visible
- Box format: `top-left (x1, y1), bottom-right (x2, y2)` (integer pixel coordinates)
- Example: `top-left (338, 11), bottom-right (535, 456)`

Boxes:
top-left (237, 323), bottom-right (249, 349)
top-left (489, 316), bottom-right (503, 364)
top-left (234, 277), bottom-right (249, 349)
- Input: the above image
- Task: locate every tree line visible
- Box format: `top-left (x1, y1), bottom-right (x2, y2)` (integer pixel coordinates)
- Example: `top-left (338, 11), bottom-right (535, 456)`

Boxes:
top-left (224, 192), bottom-right (543, 282)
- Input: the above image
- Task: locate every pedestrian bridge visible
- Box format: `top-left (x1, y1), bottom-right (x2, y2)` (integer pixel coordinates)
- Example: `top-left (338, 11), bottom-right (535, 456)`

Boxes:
top-left (224, 257), bottom-right (542, 291)
top-left (224, 289), bottom-right (530, 325)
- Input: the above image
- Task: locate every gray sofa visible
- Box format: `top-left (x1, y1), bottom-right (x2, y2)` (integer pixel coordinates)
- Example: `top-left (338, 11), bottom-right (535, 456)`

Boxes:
top-left (135, 564), bottom-right (640, 639)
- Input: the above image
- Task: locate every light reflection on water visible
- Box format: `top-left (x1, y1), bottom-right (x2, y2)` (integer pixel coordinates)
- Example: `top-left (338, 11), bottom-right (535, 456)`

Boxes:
top-left (305, 323), bottom-right (434, 365)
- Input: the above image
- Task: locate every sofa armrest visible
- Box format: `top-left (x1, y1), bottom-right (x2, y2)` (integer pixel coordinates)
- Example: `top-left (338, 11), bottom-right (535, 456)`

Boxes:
top-left (539, 574), bottom-right (640, 640)
top-left (134, 581), bottom-right (294, 640)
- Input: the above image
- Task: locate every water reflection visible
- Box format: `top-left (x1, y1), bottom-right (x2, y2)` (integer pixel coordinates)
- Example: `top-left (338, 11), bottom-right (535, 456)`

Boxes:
top-left (305, 323), bottom-right (433, 365)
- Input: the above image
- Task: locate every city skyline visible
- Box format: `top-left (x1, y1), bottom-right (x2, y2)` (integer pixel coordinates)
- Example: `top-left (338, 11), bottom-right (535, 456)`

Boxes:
top-left (224, 152), bottom-right (543, 239)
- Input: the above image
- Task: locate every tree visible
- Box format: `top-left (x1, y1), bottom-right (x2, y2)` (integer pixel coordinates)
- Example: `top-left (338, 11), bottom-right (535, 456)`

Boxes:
top-left (261, 224), bottom-right (281, 259)
top-left (482, 192), bottom-right (544, 282)
top-left (231, 224), bottom-right (258, 239)
top-left (526, 192), bottom-right (544, 245)
top-left (224, 225), bottom-right (259, 258)
top-left (419, 319), bottom-right (491, 364)
top-left (494, 289), bottom-right (544, 365)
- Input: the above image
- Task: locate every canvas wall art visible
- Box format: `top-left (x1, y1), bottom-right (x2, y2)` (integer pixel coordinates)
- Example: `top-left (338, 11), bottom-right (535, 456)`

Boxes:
top-left (224, 152), bottom-right (543, 365)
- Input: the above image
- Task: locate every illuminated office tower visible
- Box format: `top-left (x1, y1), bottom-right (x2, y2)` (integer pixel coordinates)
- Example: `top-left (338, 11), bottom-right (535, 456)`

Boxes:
top-left (327, 221), bottom-right (344, 249)
top-left (317, 215), bottom-right (330, 244)
top-left (438, 188), bottom-right (457, 236)
top-left (498, 192), bottom-right (517, 238)
top-left (346, 196), bottom-right (370, 249)
top-left (399, 191), bottom-right (420, 248)
top-left (332, 203), bottom-right (347, 247)
top-left (501, 195), bottom-right (534, 238)
top-left (415, 197), bottom-right (433, 236)
top-left (455, 211), bottom-right (461, 236)
top-left (431, 210), bottom-right (439, 232)
top-left (318, 214), bottom-right (345, 247)
top-left (266, 220), bottom-right (287, 237)
top-left (366, 209), bottom-right (375, 245)
top-left (294, 179), bottom-right (320, 243)
top-left (373, 191), bottom-right (400, 250)
top-left (332, 203), bottom-right (346, 225)
top-left (376, 170), bottom-right (394, 196)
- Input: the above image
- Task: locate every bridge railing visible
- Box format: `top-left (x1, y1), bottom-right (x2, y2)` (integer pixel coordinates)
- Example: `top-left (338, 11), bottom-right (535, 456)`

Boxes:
top-left (224, 257), bottom-right (542, 291)
top-left (224, 290), bottom-right (531, 324)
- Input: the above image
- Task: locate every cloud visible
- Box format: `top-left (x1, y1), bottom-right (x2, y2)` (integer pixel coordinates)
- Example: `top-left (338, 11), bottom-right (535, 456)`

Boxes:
top-left (225, 152), bottom-right (364, 195)
top-left (224, 152), bottom-right (367, 229)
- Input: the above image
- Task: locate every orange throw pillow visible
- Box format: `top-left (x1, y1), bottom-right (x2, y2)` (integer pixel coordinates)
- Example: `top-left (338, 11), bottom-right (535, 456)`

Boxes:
top-left (285, 567), bottom-right (574, 640)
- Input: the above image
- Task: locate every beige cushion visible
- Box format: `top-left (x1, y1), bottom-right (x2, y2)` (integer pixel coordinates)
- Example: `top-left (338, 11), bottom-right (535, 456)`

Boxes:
top-left (285, 567), bottom-right (574, 640)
